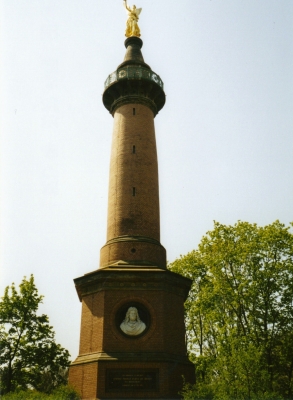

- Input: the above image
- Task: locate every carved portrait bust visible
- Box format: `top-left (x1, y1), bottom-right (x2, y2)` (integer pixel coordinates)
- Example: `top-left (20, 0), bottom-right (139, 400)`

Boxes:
top-left (120, 306), bottom-right (146, 336)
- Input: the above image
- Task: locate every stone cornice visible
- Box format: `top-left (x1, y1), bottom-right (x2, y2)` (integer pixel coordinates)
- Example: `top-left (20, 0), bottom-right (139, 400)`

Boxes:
top-left (74, 268), bottom-right (192, 302)
top-left (71, 351), bottom-right (193, 366)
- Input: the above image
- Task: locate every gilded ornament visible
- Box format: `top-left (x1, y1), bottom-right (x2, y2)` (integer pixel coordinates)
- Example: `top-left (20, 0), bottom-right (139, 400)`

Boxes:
top-left (123, 0), bottom-right (142, 37)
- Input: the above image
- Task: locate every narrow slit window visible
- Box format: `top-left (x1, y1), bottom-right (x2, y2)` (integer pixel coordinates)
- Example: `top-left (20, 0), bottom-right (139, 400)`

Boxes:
top-left (132, 145), bottom-right (136, 154)
top-left (133, 187), bottom-right (136, 196)
top-left (133, 108), bottom-right (136, 115)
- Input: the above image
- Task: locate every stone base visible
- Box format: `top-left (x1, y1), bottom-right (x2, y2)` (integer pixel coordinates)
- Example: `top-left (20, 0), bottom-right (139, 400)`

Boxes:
top-left (69, 357), bottom-right (194, 400)
top-left (69, 267), bottom-right (195, 399)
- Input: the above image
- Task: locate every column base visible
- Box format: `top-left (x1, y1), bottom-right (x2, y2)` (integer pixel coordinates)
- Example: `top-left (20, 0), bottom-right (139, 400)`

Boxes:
top-left (69, 356), bottom-right (195, 399)
top-left (100, 236), bottom-right (166, 269)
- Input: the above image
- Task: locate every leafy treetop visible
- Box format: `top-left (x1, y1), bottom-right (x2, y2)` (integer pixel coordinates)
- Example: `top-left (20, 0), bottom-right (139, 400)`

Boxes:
top-left (169, 220), bottom-right (293, 400)
top-left (0, 275), bottom-right (71, 395)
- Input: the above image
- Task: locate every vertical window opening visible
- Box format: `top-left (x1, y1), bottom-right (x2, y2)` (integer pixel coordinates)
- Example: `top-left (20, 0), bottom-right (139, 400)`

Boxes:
top-left (133, 187), bottom-right (136, 196)
top-left (133, 108), bottom-right (136, 115)
top-left (132, 145), bottom-right (136, 154)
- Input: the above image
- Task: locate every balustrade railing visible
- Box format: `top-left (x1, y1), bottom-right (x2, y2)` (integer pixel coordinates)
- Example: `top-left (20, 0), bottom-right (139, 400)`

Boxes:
top-left (104, 66), bottom-right (164, 90)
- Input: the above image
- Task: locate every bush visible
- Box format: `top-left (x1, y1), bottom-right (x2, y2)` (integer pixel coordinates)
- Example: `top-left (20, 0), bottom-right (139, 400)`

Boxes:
top-left (1, 385), bottom-right (81, 400)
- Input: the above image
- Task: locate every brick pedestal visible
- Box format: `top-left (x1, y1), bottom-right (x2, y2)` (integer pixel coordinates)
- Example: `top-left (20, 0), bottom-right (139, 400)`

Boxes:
top-left (68, 267), bottom-right (195, 399)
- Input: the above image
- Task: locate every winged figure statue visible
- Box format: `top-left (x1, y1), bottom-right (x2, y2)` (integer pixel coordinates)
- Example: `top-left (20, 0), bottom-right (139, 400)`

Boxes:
top-left (123, 0), bottom-right (142, 37)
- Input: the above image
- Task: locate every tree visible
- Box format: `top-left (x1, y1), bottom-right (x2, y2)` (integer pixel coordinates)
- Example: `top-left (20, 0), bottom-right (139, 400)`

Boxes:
top-left (169, 221), bottom-right (293, 400)
top-left (0, 275), bottom-right (71, 394)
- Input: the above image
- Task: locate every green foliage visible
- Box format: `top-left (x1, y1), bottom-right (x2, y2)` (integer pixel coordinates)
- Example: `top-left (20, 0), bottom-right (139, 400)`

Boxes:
top-left (1, 385), bottom-right (81, 399)
top-left (0, 276), bottom-right (71, 395)
top-left (169, 221), bottom-right (293, 400)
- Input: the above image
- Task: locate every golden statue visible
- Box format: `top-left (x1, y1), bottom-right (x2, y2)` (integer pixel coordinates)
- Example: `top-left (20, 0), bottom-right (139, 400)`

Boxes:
top-left (123, 0), bottom-right (142, 37)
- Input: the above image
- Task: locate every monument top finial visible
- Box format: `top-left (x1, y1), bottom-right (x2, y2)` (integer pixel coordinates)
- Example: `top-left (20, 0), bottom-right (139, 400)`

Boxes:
top-left (123, 0), bottom-right (142, 37)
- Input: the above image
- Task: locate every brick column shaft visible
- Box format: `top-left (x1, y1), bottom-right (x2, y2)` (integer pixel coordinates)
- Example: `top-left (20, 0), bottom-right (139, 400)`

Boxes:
top-left (99, 102), bottom-right (166, 268)
top-left (107, 104), bottom-right (160, 241)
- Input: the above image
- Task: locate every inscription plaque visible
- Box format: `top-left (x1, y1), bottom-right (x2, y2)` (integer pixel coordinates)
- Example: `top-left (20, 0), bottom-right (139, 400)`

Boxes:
top-left (106, 369), bottom-right (159, 392)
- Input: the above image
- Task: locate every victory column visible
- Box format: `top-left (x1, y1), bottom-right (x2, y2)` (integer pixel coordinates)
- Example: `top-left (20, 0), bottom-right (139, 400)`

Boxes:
top-left (68, 3), bottom-right (195, 398)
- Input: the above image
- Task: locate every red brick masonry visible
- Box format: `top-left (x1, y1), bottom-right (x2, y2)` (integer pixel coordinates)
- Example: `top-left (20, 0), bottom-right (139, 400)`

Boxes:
top-left (68, 268), bottom-right (195, 399)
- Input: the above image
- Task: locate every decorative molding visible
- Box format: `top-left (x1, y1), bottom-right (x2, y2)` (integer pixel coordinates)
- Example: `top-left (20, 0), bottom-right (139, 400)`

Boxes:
top-left (103, 66), bottom-right (166, 116)
top-left (104, 235), bottom-right (162, 247)
top-left (74, 269), bottom-right (191, 301)
top-left (104, 66), bottom-right (163, 90)
top-left (71, 351), bottom-right (192, 366)
top-left (110, 95), bottom-right (157, 116)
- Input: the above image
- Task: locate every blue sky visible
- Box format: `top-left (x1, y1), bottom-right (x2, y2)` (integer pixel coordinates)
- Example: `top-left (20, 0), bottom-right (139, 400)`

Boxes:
top-left (1, 0), bottom-right (293, 360)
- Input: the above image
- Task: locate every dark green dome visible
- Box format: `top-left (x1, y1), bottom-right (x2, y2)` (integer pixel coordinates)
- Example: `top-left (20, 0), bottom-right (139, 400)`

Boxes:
top-left (103, 37), bottom-right (165, 116)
